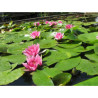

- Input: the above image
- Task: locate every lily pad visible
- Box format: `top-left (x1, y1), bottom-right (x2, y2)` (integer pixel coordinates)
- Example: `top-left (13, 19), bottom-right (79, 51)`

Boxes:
top-left (0, 57), bottom-right (11, 72)
top-left (52, 73), bottom-right (72, 86)
top-left (76, 59), bottom-right (98, 75)
top-left (0, 67), bottom-right (24, 85)
top-left (94, 43), bottom-right (98, 55)
top-left (42, 67), bottom-right (62, 78)
top-left (3, 54), bottom-right (26, 64)
top-left (43, 50), bottom-right (70, 66)
top-left (85, 53), bottom-right (98, 63)
top-left (55, 57), bottom-right (81, 71)
top-left (34, 39), bottom-right (57, 49)
top-left (74, 76), bottom-right (98, 86)
top-left (32, 70), bottom-right (54, 86)
top-left (78, 32), bottom-right (98, 44)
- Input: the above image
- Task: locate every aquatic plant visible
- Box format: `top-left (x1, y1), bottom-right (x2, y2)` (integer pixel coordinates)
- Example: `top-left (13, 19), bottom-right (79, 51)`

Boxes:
top-left (23, 43), bottom-right (40, 57)
top-left (0, 18), bottom-right (98, 86)
top-left (30, 31), bottom-right (40, 39)
top-left (22, 54), bottom-right (42, 71)
top-left (54, 32), bottom-right (64, 40)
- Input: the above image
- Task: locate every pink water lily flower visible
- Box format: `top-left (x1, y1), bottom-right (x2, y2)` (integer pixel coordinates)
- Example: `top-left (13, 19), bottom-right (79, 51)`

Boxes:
top-left (54, 32), bottom-right (64, 40)
top-left (34, 22), bottom-right (40, 26)
top-left (22, 54), bottom-right (42, 71)
top-left (45, 21), bottom-right (49, 24)
top-left (30, 31), bottom-right (40, 39)
top-left (23, 43), bottom-right (40, 57)
top-left (65, 24), bottom-right (73, 29)
top-left (48, 21), bottom-right (57, 26)
top-left (96, 36), bottom-right (98, 39)
top-left (58, 21), bottom-right (63, 24)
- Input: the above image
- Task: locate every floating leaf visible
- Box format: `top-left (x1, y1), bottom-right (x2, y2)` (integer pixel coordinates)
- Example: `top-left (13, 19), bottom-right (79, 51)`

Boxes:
top-left (0, 57), bottom-right (11, 72)
top-left (32, 70), bottom-right (54, 86)
top-left (85, 46), bottom-right (94, 52)
top-left (94, 43), bottom-right (98, 55)
top-left (0, 44), bottom-right (8, 53)
top-left (78, 32), bottom-right (98, 44)
top-left (43, 50), bottom-right (69, 66)
top-left (76, 59), bottom-right (98, 75)
top-left (55, 57), bottom-right (81, 71)
top-left (53, 46), bottom-right (80, 58)
top-left (7, 41), bottom-right (33, 54)
top-left (58, 42), bottom-right (82, 49)
top-left (4, 54), bottom-right (26, 64)
top-left (34, 39), bottom-right (57, 49)
top-left (74, 76), bottom-right (98, 86)
top-left (66, 33), bottom-right (77, 40)
top-left (42, 67), bottom-right (62, 78)
top-left (40, 32), bottom-right (53, 39)
top-left (0, 67), bottom-right (24, 85)
top-left (52, 73), bottom-right (72, 86)
top-left (85, 53), bottom-right (98, 63)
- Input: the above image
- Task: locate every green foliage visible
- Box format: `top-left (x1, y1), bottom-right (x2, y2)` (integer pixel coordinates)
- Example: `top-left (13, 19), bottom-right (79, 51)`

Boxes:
top-left (78, 32), bottom-right (98, 44)
top-left (85, 53), bottom-right (98, 62)
top-left (0, 18), bottom-right (98, 86)
top-left (53, 73), bottom-right (72, 86)
top-left (55, 57), bottom-right (81, 71)
top-left (57, 41), bottom-right (82, 49)
top-left (74, 76), bottom-right (98, 86)
top-left (43, 50), bottom-right (70, 66)
top-left (76, 59), bottom-right (98, 75)
top-left (0, 57), bottom-right (11, 72)
top-left (32, 70), bottom-right (54, 86)
top-left (0, 67), bottom-right (24, 85)
top-left (34, 39), bottom-right (57, 49)
top-left (94, 43), bottom-right (98, 55)
top-left (3, 54), bottom-right (26, 64)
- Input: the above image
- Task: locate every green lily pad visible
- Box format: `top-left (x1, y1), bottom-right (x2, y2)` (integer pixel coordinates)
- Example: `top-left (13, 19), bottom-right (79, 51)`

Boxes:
top-left (40, 32), bottom-right (54, 39)
top-left (0, 67), bottom-right (24, 85)
top-left (43, 50), bottom-right (70, 66)
top-left (42, 67), bottom-right (62, 78)
top-left (76, 59), bottom-right (98, 75)
top-left (3, 54), bottom-right (26, 64)
top-left (74, 76), bottom-right (98, 86)
top-left (7, 41), bottom-right (33, 54)
top-left (32, 70), bottom-right (54, 86)
top-left (58, 42), bottom-right (82, 49)
top-left (55, 57), bottom-right (81, 71)
top-left (0, 44), bottom-right (8, 53)
top-left (85, 53), bottom-right (98, 63)
top-left (94, 43), bottom-right (98, 55)
top-left (78, 32), bottom-right (98, 44)
top-left (34, 39), bottom-right (57, 49)
top-left (0, 57), bottom-right (11, 72)
top-left (85, 46), bottom-right (94, 52)
top-left (52, 73), bottom-right (72, 86)
top-left (53, 46), bottom-right (80, 58)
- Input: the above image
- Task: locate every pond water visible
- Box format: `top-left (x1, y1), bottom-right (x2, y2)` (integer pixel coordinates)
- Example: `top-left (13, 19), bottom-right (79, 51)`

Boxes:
top-left (3, 13), bottom-right (98, 86)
